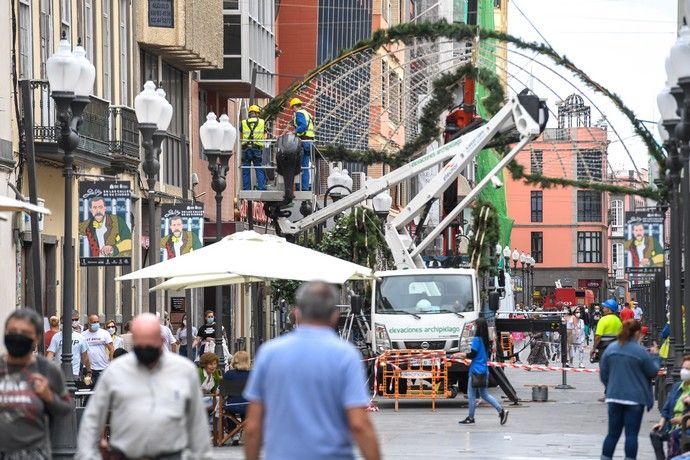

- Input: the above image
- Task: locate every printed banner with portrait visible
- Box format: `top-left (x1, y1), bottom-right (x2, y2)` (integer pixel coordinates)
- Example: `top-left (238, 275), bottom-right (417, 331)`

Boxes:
top-left (160, 204), bottom-right (204, 261)
top-left (624, 211), bottom-right (665, 273)
top-left (78, 181), bottom-right (133, 266)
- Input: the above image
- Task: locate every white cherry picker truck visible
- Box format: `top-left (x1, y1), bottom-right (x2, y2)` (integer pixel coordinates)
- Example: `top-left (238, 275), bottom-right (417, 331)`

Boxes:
top-left (265, 90), bottom-right (549, 402)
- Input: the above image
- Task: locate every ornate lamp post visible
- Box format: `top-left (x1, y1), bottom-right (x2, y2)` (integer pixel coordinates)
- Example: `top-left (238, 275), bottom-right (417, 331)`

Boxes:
top-left (200, 112), bottom-right (236, 369)
top-left (372, 190), bottom-right (393, 230)
top-left (666, 27), bottom-right (690, 357)
top-left (519, 253), bottom-right (527, 305)
top-left (46, 34), bottom-right (94, 457)
top-left (134, 81), bottom-right (173, 313)
top-left (503, 245), bottom-right (511, 274)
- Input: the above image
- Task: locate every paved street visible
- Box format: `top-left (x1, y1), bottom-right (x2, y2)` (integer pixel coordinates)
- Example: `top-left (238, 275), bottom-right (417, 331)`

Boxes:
top-left (212, 353), bottom-right (658, 459)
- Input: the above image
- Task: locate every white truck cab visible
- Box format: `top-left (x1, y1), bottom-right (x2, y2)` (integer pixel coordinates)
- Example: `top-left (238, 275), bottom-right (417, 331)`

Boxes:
top-left (370, 268), bottom-right (480, 354)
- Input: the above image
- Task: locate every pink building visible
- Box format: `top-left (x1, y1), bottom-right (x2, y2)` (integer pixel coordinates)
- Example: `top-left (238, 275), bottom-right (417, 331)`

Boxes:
top-left (505, 95), bottom-right (610, 302)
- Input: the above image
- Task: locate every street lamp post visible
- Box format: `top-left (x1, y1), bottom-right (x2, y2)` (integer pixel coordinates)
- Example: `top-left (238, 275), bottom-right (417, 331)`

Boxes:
top-left (46, 35), bottom-right (94, 457)
top-left (511, 249), bottom-right (520, 305)
top-left (372, 190), bottom-right (393, 231)
top-left (200, 112), bottom-right (236, 369)
top-left (667, 30), bottom-right (690, 355)
top-left (503, 246), bottom-right (511, 274)
top-left (134, 81), bottom-right (173, 314)
top-left (519, 253), bottom-right (527, 306)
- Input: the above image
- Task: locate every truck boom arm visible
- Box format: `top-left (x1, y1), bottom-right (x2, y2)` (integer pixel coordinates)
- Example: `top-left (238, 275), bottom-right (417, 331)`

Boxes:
top-left (276, 91), bottom-right (547, 269)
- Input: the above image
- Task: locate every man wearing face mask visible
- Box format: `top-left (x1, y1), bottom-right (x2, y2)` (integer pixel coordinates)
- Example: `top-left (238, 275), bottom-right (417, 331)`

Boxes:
top-left (76, 313), bottom-right (211, 459)
top-left (46, 311), bottom-right (92, 385)
top-left (82, 315), bottom-right (113, 386)
top-left (0, 309), bottom-right (72, 458)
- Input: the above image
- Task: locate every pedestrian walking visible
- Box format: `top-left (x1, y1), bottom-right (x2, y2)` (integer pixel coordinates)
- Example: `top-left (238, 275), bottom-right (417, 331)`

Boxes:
top-left (119, 320), bottom-right (133, 352)
top-left (0, 308), bottom-right (72, 459)
top-left (243, 281), bottom-right (380, 460)
top-left (44, 315), bottom-right (60, 350)
top-left (161, 322), bottom-right (178, 353)
top-left (76, 313), bottom-right (211, 459)
top-left (176, 314), bottom-right (198, 360)
top-left (592, 304), bottom-right (602, 337)
top-left (620, 302), bottom-right (635, 322)
top-left (456, 317), bottom-right (509, 425)
top-left (633, 302), bottom-right (643, 321)
top-left (82, 315), bottom-right (113, 385)
top-left (570, 308), bottom-right (586, 368)
top-left (600, 319), bottom-right (660, 460)
top-left (105, 319), bottom-right (123, 350)
top-left (46, 315), bottom-right (92, 385)
top-left (591, 298), bottom-right (623, 362)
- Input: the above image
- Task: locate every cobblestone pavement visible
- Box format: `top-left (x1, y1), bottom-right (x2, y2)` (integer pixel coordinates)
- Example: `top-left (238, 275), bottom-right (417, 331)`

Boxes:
top-left (212, 350), bottom-right (659, 459)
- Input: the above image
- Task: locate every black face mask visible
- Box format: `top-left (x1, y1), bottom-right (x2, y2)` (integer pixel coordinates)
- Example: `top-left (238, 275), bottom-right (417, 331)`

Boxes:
top-left (4, 333), bottom-right (34, 357)
top-left (133, 345), bottom-right (161, 366)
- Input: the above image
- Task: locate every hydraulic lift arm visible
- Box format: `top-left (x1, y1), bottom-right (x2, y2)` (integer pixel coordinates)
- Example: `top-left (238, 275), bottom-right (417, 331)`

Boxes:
top-left (275, 92), bottom-right (547, 267)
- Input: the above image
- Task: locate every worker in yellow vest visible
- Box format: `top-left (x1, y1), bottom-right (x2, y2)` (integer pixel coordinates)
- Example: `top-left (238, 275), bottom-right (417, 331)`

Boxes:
top-left (290, 98), bottom-right (314, 191)
top-left (241, 105), bottom-right (266, 190)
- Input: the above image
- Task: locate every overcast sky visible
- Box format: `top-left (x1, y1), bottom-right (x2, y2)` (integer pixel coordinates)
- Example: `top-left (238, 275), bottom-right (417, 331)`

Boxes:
top-left (506, 0), bottom-right (677, 173)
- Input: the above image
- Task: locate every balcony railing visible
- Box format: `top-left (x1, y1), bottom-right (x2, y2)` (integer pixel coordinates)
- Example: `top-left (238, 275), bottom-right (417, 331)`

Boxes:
top-left (24, 80), bottom-right (140, 169)
top-left (110, 106), bottom-right (140, 160)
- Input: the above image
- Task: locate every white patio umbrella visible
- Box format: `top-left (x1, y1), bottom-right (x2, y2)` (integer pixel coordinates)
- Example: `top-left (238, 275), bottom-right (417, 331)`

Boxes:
top-left (0, 195), bottom-right (51, 214)
top-left (117, 230), bottom-right (373, 287)
top-left (150, 273), bottom-right (264, 292)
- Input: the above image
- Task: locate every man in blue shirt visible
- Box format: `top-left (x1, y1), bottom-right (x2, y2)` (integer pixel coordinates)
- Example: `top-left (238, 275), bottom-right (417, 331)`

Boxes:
top-left (243, 282), bottom-right (380, 460)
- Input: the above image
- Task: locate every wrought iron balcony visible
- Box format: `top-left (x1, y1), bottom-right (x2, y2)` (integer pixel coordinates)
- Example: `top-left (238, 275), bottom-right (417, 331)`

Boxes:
top-left (27, 80), bottom-right (112, 167)
top-left (109, 105), bottom-right (140, 171)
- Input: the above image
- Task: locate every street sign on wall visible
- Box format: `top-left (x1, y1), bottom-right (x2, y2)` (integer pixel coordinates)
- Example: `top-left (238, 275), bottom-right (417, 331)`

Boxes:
top-left (78, 181), bottom-right (132, 266)
top-left (149, 0), bottom-right (174, 28)
top-left (624, 211), bottom-right (664, 274)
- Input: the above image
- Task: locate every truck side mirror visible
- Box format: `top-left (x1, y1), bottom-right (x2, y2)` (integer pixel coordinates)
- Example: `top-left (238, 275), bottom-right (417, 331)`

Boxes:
top-left (350, 294), bottom-right (363, 315)
top-left (488, 291), bottom-right (500, 312)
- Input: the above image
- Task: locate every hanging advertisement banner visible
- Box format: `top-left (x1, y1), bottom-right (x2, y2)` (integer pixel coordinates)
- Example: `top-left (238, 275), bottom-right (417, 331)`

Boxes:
top-left (78, 181), bottom-right (133, 266)
top-left (624, 211), bottom-right (665, 274)
top-left (160, 204), bottom-right (204, 261)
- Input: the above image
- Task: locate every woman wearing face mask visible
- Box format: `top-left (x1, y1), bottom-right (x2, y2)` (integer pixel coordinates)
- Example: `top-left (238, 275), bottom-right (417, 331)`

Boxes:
top-left (600, 320), bottom-right (660, 460)
top-left (0, 308), bottom-right (72, 458)
top-left (105, 319), bottom-right (124, 351)
top-left (570, 308), bottom-right (586, 368)
top-left (176, 314), bottom-right (198, 360)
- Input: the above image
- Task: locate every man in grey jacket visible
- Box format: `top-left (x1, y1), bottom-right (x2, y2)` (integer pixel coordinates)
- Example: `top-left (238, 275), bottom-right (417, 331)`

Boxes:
top-left (76, 313), bottom-right (211, 459)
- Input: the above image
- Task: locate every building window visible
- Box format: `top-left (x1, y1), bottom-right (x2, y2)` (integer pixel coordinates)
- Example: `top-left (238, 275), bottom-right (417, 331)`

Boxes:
top-left (530, 149), bottom-right (543, 174)
top-left (577, 190), bottom-right (602, 222)
top-left (102, 0), bottom-right (112, 101)
top-left (18, 0), bottom-right (32, 79)
top-left (119, 0), bottom-right (129, 105)
top-left (531, 232), bottom-right (543, 263)
top-left (577, 231), bottom-right (602, 263)
top-left (60, 0), bottom-right (71, 38)
top-left (612, 242), bottom-right (624, 279)
top-left (223, 15), bottom-right (241, 55)
top-left (610, 199), bottom-right (624, 235)
top-left (223, 0), bottom-right (239, 10)
top-left (576, 150), bottom-right (603, 181)
top-left (161, 61), bottom-right (189, 188)
top-left (84, 0), bottom-right (95, 64)
top-left (382, 0), bottom-right (391, 23)
top-left (389, 71), bottom-right (401, 124)
top-left (39, 0), bottom-right (52, 79)
top-left (531, 190), bottom-right (543, 222)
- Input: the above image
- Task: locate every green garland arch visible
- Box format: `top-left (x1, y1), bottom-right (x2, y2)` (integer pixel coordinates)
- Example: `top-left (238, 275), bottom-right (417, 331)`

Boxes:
top-left (263, 20), bottom-right (663, 200)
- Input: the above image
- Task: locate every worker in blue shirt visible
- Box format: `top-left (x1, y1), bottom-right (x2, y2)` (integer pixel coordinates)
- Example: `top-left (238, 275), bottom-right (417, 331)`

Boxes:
top-left (290, 98), bottom-right (314, 191)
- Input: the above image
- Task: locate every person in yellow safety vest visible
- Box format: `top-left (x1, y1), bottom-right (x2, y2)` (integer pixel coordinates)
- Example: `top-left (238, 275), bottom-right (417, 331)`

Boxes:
top-left (290, 97), bottom-right (314, 191)
top-left (241, 105), bottom-right (266, 191)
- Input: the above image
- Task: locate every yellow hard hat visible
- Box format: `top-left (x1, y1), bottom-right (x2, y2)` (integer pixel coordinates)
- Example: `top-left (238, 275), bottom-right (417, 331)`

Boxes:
top-left (248, 104), bottom-right (261, 114)
top-left (289, 97), bottom-right (303, 108)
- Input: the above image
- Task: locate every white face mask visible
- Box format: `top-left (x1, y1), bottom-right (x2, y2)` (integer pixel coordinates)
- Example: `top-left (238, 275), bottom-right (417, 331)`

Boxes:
top-left (681, 368), bottom-right (690, 382)
top-left (107, 327), bottom-right (116, 335)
